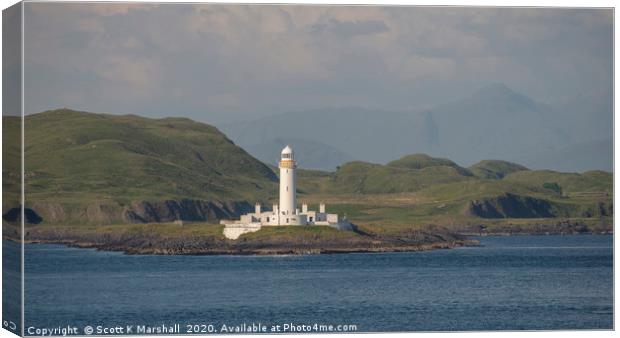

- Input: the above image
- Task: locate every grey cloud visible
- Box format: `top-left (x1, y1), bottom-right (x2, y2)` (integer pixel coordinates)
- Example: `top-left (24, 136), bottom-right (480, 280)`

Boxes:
top-left (310, 18), bottom-right (389, 38)
top-left (18, 3), bottom-right (612, 127)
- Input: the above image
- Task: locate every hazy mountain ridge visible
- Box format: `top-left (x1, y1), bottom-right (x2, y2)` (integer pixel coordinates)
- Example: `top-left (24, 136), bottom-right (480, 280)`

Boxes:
top-left (243, 137), bottom-right (356, 171)
top-left (220, 83), bottom-right (612, 172)
top-left (220, 106), bottom-right (437, 170)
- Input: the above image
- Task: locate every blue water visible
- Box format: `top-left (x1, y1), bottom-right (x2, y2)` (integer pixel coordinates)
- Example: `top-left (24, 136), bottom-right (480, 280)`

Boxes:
top-left (18, 235), bottom-right (613, 333)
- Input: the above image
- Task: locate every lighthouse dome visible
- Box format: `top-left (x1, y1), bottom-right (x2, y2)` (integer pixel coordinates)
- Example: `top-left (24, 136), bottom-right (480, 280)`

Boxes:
top-left (281, 145), bottom-right (294, 159)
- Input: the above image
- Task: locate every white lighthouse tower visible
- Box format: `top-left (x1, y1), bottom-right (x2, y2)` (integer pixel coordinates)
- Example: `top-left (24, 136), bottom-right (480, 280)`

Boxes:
top-left (222, 145), bottom-right (353, 237)
top-left (279, 145), bottom-right (297, 223)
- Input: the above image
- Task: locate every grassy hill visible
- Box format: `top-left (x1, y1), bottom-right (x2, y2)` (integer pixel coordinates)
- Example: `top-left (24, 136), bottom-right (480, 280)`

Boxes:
top-left (324, 158), bottom-right (474, 194)
top-left (3, 115), bottom-right (21, 206)
top-left (298, 154), bottom-right (478, 195)
top-left (469, 160), bottom-right (529, 179)
top-left (3, 109), bottom-right (613, 236)
top-left (502, 170), bottom-right (612, 194)
top-left (388, 154), bottom-right (469, 172)
top-left (4, 109), bottom-right (279, 225)
top-left (295, 155), bottom-right (612, 235)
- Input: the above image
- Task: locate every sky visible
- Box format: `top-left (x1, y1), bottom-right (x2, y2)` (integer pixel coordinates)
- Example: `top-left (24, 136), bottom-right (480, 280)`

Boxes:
top-left (18, 3), bottom-right (613, 124)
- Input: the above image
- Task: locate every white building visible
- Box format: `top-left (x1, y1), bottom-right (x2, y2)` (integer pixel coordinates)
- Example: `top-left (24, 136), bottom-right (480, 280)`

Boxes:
top-left (222, 145), bottom-right (352, 239)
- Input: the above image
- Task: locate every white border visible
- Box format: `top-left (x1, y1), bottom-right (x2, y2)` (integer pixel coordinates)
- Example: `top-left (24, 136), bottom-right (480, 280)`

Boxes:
top-left (0, 1), bottom-right (616, 338)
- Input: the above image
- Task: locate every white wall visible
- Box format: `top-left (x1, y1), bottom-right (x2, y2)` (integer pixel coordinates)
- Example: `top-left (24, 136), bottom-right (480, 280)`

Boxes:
top-left (279, 166), bottom-right (296, 217)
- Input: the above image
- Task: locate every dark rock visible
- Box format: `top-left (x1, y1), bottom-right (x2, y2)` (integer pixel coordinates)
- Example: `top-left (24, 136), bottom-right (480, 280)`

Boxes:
top-left (465, 193), bottom-right (554, 218)
top-left (123, 200), bottom-right (253, 223)
top-left (3, 206), bottom-right (43, 224)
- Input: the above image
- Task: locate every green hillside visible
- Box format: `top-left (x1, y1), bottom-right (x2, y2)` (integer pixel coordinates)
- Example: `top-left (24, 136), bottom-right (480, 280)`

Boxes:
top-left (3, 115), bottom-right (21, 205)
top-left (22, 109), bottom-right (276, 201)
top-left (502, 170), bottom-right (612, 194)
top-left (294, 155), bottom-right (612, 235)
top-left (325, 159), bottom-right (474, 194)
top-left (469, 160), bottom-right (529, 179)
top-left (388, 153), bottom-right (472, 175)
top-left (3, 109), bottom-right (613, 236)
top-left (4, 109), bottom-right (279, 225)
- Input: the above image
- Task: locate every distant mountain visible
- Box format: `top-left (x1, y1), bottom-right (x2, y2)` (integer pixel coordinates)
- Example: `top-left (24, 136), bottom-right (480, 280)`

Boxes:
top-left (242, 137), bottom-right (355, 171)
top-left (220, 83), bottom-right (612, 172)
top-left (431, 83), bottom-right (612, 171)
top-left (548, 87), bottom-right (613, 146)
top-left (220, 107), bottom-right (437, 169)
top-left (515, 138), bottom-right (613, 173)
top-left (427, 83), bottom-right (571, 165)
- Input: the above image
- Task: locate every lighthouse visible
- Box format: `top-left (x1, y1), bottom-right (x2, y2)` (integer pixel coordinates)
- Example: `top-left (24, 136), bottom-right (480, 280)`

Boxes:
top-left (279, 145), bottom-right (297, 221)
top-left (222, 146), bottom-right (351, 238)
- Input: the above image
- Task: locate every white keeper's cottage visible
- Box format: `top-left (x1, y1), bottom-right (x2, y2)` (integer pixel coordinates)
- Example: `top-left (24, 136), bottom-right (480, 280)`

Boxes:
top-left (221, 145), bottom-right (352, 239)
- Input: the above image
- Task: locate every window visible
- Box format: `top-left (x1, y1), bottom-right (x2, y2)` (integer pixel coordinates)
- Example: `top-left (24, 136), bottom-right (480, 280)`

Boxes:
top-left (266, 217), bottom-right (269, 222)
top-left (309, 217), bottom-right (313, 222)
top-left (286, 186), bottom-right (288, 191)
top-left (286, 218), bottom-right (289, 223)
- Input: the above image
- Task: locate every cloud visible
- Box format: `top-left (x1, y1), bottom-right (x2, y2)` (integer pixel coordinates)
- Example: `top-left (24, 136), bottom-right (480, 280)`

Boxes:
top-left (388, 54), bottom-right (456, 81)
top-left (310, 18), bottom-right (389, 38)
top-left (95, 56), bottom-right (164, 93)
top-left (21, 4), bottom-right (612, 123)
top-left (27, 2), bottom-right (158, 17)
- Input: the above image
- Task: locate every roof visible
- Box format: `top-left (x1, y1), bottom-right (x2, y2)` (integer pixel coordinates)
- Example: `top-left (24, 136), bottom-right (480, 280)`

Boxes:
top-left (281, 145), bottom-right (293, 155)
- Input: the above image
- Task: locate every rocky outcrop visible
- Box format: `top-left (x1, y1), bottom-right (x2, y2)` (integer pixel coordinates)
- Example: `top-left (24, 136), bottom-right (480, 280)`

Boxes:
top-left (588, 201), bottom-right (613, 218)
top-left (465, 193), bottom-right (613, 219)
top-left (465, 193), bottom-right (555, 218)
top-left (3, 200), bottom-right (254, 225)
top-left (2, 206), bottom-right (43, 224)
top-left (31, 202), bottom-right (66, 223)
top-left (123, 200), bottom-right (253, 223)
top-left (457, 219), bottom-right (612, 236)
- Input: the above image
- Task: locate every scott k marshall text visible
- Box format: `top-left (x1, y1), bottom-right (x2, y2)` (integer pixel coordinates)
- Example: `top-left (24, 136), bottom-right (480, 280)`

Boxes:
top-left (26, 323), bottom-right (358, 335)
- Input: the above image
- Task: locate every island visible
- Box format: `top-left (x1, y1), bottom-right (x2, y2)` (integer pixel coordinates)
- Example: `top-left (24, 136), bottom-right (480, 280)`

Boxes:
top-left (2, 109), bottom-right (612, 255)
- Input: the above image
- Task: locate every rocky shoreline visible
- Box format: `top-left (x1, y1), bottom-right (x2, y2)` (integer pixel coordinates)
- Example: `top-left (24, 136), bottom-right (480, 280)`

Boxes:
top-left (454, 219), bottom-right (612, 236)
top-left (5, 221), bottom-right (611, 256)
top-left (18, 239), bottom-right (477, 255)
top-left (4, 223), bottom-right (478, 255)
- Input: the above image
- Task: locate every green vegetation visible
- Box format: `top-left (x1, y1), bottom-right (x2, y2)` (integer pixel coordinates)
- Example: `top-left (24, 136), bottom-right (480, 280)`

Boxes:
top-left (542, 182), bottom-right (562, 195)
top-left (294, 156), bottom-right (612, 235)
top-left (240, 225), bottom-right (359, 241)
top-left (469, 160), bottom-right (529, 179)
top-left (7, 109), bottom-right (278, 206)
top-left (3, 109), bottom-right (612, 238)
top-left (322, 158), bottom-right (474, 194)
top-left (14, 221), bottom-right (473, 255)
top-left (503, 170), bottom-right (612, 194)
top-left (3, 115), bottom-right (22, 208)
top-left (387, 153), bottom-right (465, 171)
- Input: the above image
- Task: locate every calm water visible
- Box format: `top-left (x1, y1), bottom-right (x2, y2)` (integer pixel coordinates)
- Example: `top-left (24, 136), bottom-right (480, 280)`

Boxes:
top-left (14, 235), bottom-right (614, 333)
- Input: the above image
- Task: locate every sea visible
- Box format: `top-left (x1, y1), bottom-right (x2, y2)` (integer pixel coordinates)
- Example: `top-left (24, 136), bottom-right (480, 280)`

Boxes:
top-left (3, 235), bottom-right (613, 334)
